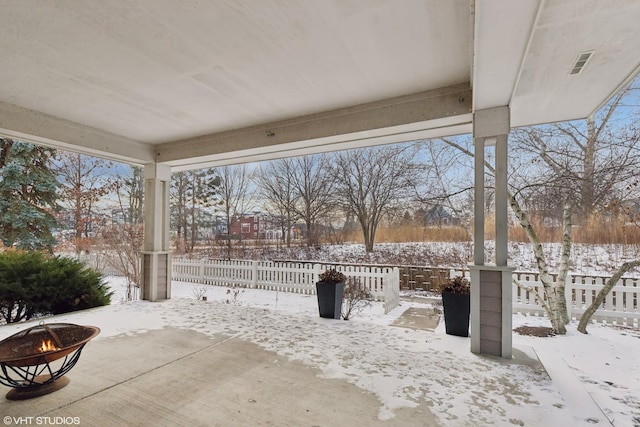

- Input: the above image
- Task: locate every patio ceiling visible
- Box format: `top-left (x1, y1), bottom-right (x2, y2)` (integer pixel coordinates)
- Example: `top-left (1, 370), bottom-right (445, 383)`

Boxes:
top-left (0, 0), bottom-right (638, 170)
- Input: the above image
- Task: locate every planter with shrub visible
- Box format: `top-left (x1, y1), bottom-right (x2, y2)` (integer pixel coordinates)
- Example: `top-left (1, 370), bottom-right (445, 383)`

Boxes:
top-left (316, 269), bottom-right (345, 319)
top-left (439, 276), bottom-right (471, 337)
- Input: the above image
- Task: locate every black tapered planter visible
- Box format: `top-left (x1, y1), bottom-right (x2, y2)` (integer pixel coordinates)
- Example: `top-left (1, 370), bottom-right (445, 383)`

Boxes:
top-left (442, 292), bottom-right (470, 337)
top-left (316, 281), bottom-right (344, 319)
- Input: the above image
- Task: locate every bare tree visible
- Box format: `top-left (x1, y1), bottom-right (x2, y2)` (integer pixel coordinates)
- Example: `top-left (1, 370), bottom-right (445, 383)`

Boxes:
top-left (333, 145), bottom-right (417, 253)
top-left (102, 224), bottom-right (143, 301)
top-left (187, 169), bottom-right (219, 252)
top-left (171, 172), bottom-right (190, 253)
top-left (291, 154), bottom-right (335, 246)
top-left (415, 138), bottom-right (475, 239)
top-left (102, 165), bottom-right (144, 301)
top-left (171, 169), bottom-right (219, 253)
top-left (511, 82), bottom-right (638, 332)
top-left (577, 259), bottom-right (640, 333)
top-left (52, 152), bottom-right (114, 254)
top-left (217, 165), bottom-right (254, 259)
top-left (511, 83), bottom-right (640, 225)
top-left (257, 159), bottom-right (299, 247)
top-left (123, 166), bottom-right (144, 225)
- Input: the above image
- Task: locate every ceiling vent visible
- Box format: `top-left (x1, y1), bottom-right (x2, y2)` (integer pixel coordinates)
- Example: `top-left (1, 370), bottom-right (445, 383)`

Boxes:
top-left (569, 51), bottom-right (594, 76)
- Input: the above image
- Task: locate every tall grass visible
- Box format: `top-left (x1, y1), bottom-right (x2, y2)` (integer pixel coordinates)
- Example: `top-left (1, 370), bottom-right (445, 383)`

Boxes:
top-left (338, 213), bottom-right (640, 245)
top-left (508, 214), bottom-right (640, 244)
top-left (340, 225), bottom-right (471, 243)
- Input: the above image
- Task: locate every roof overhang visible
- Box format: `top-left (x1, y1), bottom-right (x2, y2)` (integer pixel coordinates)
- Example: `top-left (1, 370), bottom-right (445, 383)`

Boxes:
top-left (0, 0), bottom-right (638, 169)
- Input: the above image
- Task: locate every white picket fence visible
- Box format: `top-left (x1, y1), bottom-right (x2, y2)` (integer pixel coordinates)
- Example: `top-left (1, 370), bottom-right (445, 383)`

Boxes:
top-left (172, 258), bottom-right (401, 314)
top-left (510, 271), bottom-right (640, 328)
top-left (100, 256), bottom-right (639, 327)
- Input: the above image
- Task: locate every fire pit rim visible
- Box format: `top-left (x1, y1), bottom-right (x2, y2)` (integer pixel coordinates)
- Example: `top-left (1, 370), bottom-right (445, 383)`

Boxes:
top-left (0, 322), bottom-right (100, 365)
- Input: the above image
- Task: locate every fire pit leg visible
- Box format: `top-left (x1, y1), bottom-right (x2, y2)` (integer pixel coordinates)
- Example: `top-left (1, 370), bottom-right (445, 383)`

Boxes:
top-left (5, 375), bottom-right (70, 401)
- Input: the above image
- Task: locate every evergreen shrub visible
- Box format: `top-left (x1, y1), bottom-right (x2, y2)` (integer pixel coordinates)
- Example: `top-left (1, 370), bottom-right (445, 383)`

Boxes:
top-left (0, 251), bottom-right (112, 324)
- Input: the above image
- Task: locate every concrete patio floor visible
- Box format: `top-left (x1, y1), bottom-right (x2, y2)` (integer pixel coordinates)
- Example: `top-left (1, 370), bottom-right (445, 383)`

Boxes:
top-left (0, 328), bottom-right (438, 426)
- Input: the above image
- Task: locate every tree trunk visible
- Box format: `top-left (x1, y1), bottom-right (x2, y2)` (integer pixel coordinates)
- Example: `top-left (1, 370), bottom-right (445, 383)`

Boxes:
top-left (577, 259), bottom-right (640, 333)
top-left (286, 212), bottom-right (293, 247)
top-left (190, 208), bottom-right (197, 253)
top-left (579, 116), bottom-right (597, 224)
top-left (556, 202), bottom-right (572, 324)
top-left (508, 194), bottom-right (567, 334)
top-left (361, 218), bottom-right (374, 253)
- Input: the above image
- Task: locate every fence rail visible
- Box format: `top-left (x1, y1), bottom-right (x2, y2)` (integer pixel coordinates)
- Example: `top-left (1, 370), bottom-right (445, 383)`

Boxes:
top-left (172, 258), bottom-right (400, 314)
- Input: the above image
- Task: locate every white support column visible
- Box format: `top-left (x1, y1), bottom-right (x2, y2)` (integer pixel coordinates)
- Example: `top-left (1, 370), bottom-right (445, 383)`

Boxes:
top-left (140, 163), bottom-right (171, 301)
top-left (471, 106), bottom-right (512, 358)
top-left (495, 134), bottom-right (508, 267)
top-left (474, 137), bottom-right (485, 266)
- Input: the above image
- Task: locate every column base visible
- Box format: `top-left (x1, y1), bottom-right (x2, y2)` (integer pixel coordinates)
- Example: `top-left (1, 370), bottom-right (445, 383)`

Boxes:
top-left (141, 251), bottom-right (171, 301)
top-left (469, 264), bottom-right (514, 358)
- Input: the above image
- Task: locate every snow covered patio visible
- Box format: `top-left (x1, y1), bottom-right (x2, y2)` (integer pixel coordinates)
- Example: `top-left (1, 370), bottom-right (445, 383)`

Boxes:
top-left (1, 280), bottom-right (637, 426)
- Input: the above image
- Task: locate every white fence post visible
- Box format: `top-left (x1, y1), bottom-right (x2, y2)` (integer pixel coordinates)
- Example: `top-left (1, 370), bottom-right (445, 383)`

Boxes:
top-left (565, 273), bottom-right (573, 321)
top-left (312, 264), bottom-right (322, 291)
top-left (252, 261), bottom-right (259, 289)
top-left (383, 267), bottom-right (400, 314)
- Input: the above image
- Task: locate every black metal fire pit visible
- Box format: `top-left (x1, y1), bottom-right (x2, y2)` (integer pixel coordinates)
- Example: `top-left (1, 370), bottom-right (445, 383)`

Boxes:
top-left (0, 323), bottom-right (100, 400)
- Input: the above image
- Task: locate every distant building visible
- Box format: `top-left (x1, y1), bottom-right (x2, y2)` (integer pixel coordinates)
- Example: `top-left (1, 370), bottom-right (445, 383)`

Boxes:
top-left (228, 214), bottom-right (268, 240)
top-left (218, 213), bottom-right (312, 241)
top-left (417, 206), bottom-right (461, 227)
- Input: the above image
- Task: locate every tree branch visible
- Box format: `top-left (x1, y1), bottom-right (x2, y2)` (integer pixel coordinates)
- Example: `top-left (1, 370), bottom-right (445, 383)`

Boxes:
top-left (577, 259), bottom-right (640, 333)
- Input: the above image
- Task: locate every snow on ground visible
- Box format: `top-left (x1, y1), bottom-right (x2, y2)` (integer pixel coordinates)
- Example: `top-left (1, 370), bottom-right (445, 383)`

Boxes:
top-left (240, 241), bottom-right (640, 277)
top-left (3, 277), bottom-right (637, 426)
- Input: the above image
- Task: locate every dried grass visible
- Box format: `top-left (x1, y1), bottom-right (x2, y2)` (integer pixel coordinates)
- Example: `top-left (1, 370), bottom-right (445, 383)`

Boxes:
top-left (340, 225), bottom-right (471, 243)
top-left (508, 214), bottom-right (640, 244)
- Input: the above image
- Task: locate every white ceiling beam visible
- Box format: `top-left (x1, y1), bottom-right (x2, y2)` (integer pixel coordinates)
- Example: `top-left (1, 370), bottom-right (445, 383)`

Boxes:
top-left (157, 83), bottom-right (472, 169)
top-left (168, 121), bottom-right (473, 172)
top-left (0, 100), bottom-right (154, 164)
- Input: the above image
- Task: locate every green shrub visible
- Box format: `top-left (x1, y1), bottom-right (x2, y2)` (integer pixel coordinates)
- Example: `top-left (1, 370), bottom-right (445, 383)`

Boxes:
top-left (0, 251), bottom-right (45, 323)
top-left (0, 251), bottom-right (112, 323)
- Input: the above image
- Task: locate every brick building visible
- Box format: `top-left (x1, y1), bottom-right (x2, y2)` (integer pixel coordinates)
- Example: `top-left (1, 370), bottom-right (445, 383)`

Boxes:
top-left (228, 214), bottom-right (267, 240)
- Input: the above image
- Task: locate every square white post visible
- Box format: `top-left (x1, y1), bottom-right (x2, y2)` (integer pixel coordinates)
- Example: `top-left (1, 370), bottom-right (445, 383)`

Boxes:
top-left (471, 106), bottom-right (512, 358)
top-left (141, 163), bottom-right (172, 301)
